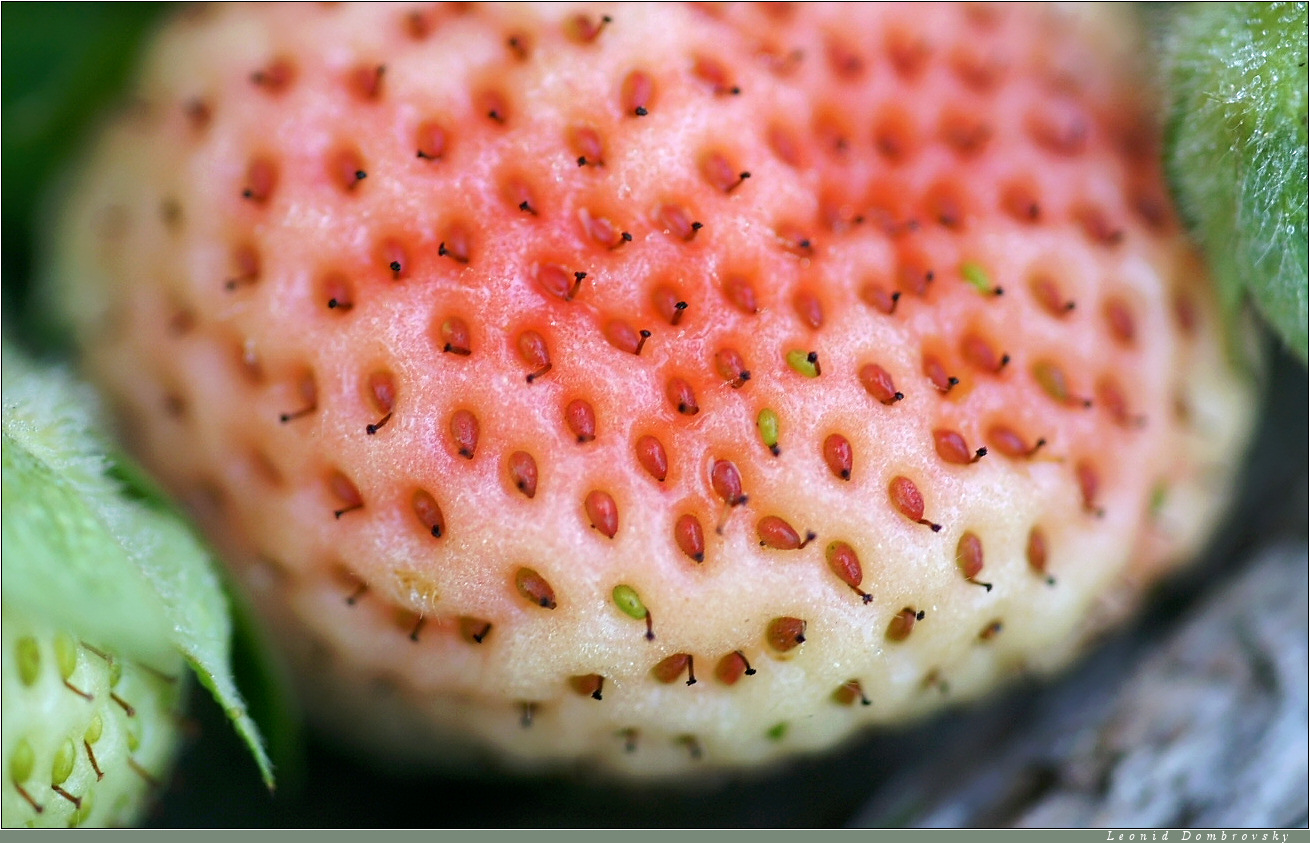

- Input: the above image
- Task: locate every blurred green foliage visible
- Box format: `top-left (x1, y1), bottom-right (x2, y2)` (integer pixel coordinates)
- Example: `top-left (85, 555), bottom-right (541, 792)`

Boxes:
top-left (2, 2), bottom-right (165, 347)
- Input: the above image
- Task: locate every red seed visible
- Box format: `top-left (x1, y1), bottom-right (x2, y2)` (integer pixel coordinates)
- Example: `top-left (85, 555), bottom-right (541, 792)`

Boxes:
top-left (322, 273), bottom-right (354, 312)
top-left (517, 330), bottom-right (552, 382)
top-left (711, 460), bottom-right (746, 506)
top-left (675, 514), bottom-right (706, 562)
top-left (703, 152), bottom-right (742, 192)
top-left (1027, 527), bottom-right (1050, 576)
top-left (415, 121), bottom-right (447, 160)
top-left (366, 371), bottom-right (396, 434)
top-left (570, 125), bottom-right (605, 166)
top-left (481, 89), bottom-right (509, 124)
top-left (535, 264), bottom-right (577, 301)
top-left (450, 409), bottom-right (479, 458)
top-left (825, 541), bottom-right (870, 602)
top-left (860, 363), bottom-right (903, 404)
top-left (832, 679), bottom-right (871, 706)
top-left (565, 12), bottom-right (611, 43)
top-left (793, 289), bottom-right (824, 329)
top-left (349, 63), bottom-right (385, 101)
top-left (768, 123), bottom-right (804, 167)
top-left (956, 531), bottom-right (985, 579)
top-left (766, 617), bottom-right (806, 652)
top-left (933, 429), bottom-right (985, 464)
top-left (635, 435), bottom-right (668, 482)
top-left (657, 203), bottom-right (702, 241)
top-left (693, 54), bottom-right (739, 94)
top-left (439, 316), bottom-right (472, 355)
top-left (585, 490), bottom-right (618, 538)
top-left (1030, 274), bottom-right (1076, 316)
top-left (251, 57), bottom-right (296, 93)
top-left (666, 377), bottom-right (699, 415)
top-left (651, 284), bottom-right (688, 325)
top-left (897, 254), bottom-right (934, 297)
top-left (438, 224), bottom-right (471, 263)
top-left (604, 320), bottom-right (650, 355)
top-left (1097, 377), bottom-right (1143, 427)
top-left (1076, 461), bottom-right (1103, 515)
top-left (242, 156), bottom-right (277, 204)
top-left (330, 148), bottom-right (367, 192)
top-left (652, 653), bottom-right (696, 685)
top-left (823, 433), bottom-right (853, 480)
top-left (1027, 102), bottom-right (1088, 155)
top-left (621, 69), bottom-right (654, 116)
top-left (411, 490), bottom-right (446, 538)
top-left (1075, 205), bottom-right (1123, 245)
top-left (886, 607), bottom-right (924, 642)
top-left (987, 424), bottom-right (1046, 458)
top-left (757, 516), bottom-right (813, 550)
top-left (713, 347), bottom-right (751, 388)
top-left (1103, 297), bottom-right (1136, 345)
top-left (961, 333), bottom-right (1008, 373)
top-left (860, 283), bottom-right (901, 315)
top-left (380, 238), bottom-right (410, 279)
top-left (565, 399), bottom-right (597, 443)
top-left (515, 567), bottom-right (556, 609)
top-left (507, 451), bottom-right (538, 498)
top-left (889, 476), bottom-right (940, 531)
top-left (714, 651), bottom-right (756, 685)
top-left (329, 471), bottom-right (363, 518)
top-left (569, 674), bottom-right (605, 700)
top-left (923, 355), bottom-right (958, 393)
top-left (722, 275), bottom-right (759, 315)
top-left (581, 210), bottom-right (628, 249)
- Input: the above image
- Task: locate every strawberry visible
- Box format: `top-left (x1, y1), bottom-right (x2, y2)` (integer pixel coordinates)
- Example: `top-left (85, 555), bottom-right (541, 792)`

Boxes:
top-left (47, 3), bottom-right (1257, 777)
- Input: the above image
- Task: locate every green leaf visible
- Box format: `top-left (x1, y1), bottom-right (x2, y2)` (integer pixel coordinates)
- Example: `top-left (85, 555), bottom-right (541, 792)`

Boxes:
top-left (1160, 2), bottom-right (1309, 364)
top-left (1, 344), bottom-right (275, 788)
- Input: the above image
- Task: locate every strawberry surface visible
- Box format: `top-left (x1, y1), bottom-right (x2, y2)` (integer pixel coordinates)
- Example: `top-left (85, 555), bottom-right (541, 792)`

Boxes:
top-left (50, 3), bottom-right (1256, 777)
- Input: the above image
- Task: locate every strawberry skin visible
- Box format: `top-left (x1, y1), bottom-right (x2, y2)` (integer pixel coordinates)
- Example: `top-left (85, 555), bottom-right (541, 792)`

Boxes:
top-left (50, 3), bottom-right (1256, 776)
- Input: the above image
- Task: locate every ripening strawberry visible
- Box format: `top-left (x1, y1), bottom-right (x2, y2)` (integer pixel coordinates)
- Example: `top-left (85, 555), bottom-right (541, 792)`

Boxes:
top-left (48, 3), bottom-right (1257, 777)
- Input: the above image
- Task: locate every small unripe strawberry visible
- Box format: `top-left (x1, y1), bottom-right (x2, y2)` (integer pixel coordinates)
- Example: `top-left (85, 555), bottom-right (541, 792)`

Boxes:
top-left (2, 346), bottom-right (272, 824)
top-left (49, 3), bottom-right (1258, 777)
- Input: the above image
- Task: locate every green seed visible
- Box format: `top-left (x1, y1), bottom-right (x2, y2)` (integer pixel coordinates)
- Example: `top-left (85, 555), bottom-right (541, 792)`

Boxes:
top-left (10, 739), bottom-right (35, 782)
top-left (961, 260), bottom-right (993, 294)
top-left (16, 637), bottom-right (40, 686)
top-left (766, 722), bottom-right (789, 741)
top-left (51, 739), bottom-right (76, 786)
top-left (612, 584), bottom-right (647, 620)
top-left (757, 408), bottom-right (780, 455)
top-left (785, 349), bottom-right (820, 378)
top-left (108, 658), bottom-right (122, 688)
top-left (54, 633), bottom-right (79, 681)
top-left (70, 787), bottom-right (96, 828)
top-left (1150, 482), bottom-right (1169, 516)
top-left (125, 724), bottom-right (140, 752)
top-left (84, 715), bottom-right (104, 745)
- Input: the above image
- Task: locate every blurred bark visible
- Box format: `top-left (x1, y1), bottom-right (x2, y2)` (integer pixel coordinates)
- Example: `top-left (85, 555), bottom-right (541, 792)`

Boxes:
top-left (851, 540), bottom-right (1309, 829)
